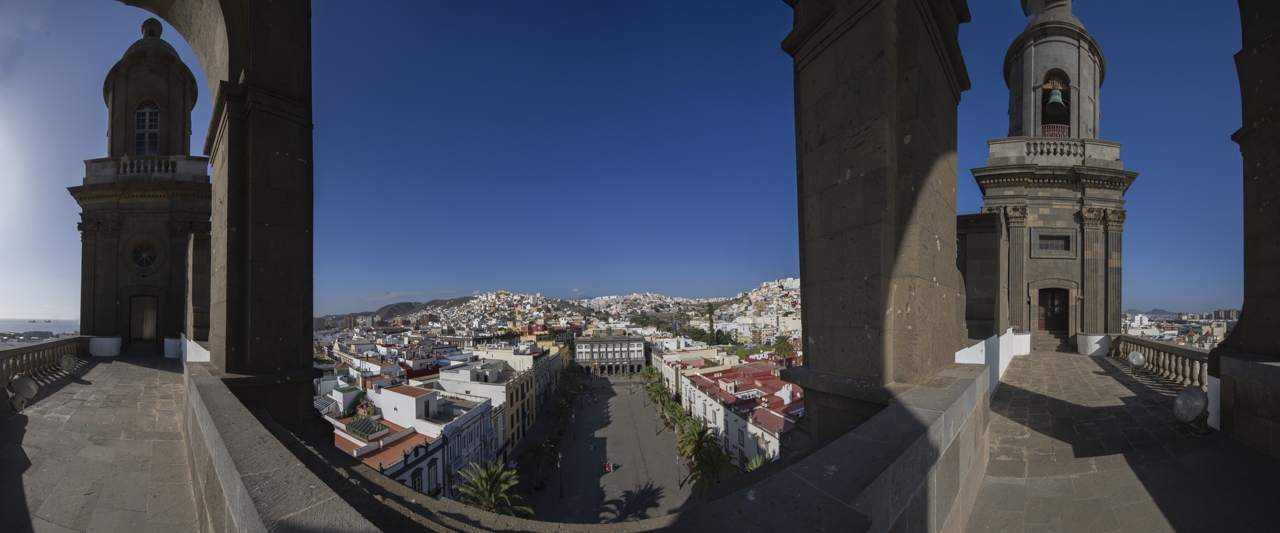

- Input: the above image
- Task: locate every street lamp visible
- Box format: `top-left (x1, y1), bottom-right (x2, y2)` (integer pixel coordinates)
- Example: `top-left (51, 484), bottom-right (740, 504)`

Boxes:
top-left (558, 453), bottom-right (564, 499)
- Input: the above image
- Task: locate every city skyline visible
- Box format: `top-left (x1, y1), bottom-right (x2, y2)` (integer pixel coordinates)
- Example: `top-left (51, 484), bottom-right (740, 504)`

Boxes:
top-left (0, 0), bottom-right (1245, 318)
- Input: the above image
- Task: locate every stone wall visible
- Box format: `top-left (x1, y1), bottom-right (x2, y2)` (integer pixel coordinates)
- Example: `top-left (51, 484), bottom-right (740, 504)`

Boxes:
top-left (958, 213), bottom-right (1006, 339)
top-left (1219, 354), bottom-right (1280, 459)
top-left (183, 361), bottom-right (377, 532)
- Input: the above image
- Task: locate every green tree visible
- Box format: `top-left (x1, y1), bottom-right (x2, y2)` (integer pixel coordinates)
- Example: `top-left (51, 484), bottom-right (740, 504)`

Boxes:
top-left (455, 461), bottom-right (534, 517)
top-left (773, 335), bottom-right (795, 358)
top-left (639, 365), bottom-right (660, 385)
top-left (742, 454), bottom-right (771, 473)
top-left (665, 401), bottom-right (689, 434)
top-left (677, 420), bottom-right (716, 461)
top-left (687, 443), bottom-right (740, 497)
top-left (517, 438), bottom-right (559, 489)
top-left (550, 399), bottom-right (573, 431)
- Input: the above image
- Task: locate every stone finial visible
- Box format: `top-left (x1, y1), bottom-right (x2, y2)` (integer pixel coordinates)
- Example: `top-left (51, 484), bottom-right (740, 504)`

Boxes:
top-left (1022, 0), bottom-right (1071, 17)
top-left (142, 18), bottom-right (162, 39)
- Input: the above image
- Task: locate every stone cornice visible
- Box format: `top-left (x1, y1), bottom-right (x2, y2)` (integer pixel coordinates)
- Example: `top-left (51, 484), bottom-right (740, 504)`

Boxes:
top-left (971, 163), bottom-right (1137, 196)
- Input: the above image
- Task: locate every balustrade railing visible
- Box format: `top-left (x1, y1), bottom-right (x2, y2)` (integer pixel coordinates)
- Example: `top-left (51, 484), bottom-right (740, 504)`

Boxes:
top-left (1025, 138), bottom-right (1084, 157)
top-left (1109, 334), bottom-right (1209, 390)
top-left (118, 157), bottom-right (179, 174)
top-left (0, 336), bottom-right (89, 380)
top-left (1040, 124), bottom-right (1070, 138)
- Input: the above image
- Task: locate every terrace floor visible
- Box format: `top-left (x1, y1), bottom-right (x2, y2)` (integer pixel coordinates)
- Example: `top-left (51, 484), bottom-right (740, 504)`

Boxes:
top-left (0, 354), bottom-right (198, 533)
top-left (966, 352), bottom-right (1280, 533)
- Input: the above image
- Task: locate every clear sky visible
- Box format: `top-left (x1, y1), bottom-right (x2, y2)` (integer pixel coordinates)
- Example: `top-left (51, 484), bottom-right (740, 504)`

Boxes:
top-left (0, 0), bottom-right (1244, 319)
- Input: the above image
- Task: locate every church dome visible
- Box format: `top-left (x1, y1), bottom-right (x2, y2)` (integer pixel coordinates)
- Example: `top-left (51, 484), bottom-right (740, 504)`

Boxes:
top-left (121, 19), bottom-right (180, 60)
top-left (1023, 0), bottom-right (1086, 32)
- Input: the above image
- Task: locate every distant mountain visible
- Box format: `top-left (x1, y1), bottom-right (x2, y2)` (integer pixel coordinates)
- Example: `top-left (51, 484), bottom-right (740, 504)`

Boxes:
top-left (373, 301), bottom-right (422, 319)
top-left (1124, 308), bottom-right (1179, 316)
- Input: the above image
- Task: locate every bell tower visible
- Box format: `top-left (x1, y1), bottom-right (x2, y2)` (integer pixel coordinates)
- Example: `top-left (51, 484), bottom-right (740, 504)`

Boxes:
top-left (959, 0), bottom-right (1137, 354)
top-left (69, 19), bottom-right (211, 354)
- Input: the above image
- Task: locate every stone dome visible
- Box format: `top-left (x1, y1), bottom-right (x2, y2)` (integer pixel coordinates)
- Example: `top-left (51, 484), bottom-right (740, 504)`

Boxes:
top-left (121, 19), bottom-right (180, 60)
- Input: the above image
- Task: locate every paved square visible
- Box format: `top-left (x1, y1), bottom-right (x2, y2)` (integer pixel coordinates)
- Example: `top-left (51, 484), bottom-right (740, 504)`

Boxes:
top-left (525, 375), bottom-right (694, 523)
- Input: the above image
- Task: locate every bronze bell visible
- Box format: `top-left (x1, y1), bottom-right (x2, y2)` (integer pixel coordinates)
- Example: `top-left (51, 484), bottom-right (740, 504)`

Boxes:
top-left (1046, 89), bottom-right (1067, 116)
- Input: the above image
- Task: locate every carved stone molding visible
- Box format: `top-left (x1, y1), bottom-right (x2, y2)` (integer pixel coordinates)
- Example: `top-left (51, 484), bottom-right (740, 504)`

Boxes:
top-left (1082, 207), bottom-right (1106, 230)
top-left (1105, 208), bottom-right (1127, 230)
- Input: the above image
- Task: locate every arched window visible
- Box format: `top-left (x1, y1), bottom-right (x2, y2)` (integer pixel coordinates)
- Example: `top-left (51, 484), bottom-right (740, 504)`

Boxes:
top-left (135, 101), bottom-right (160, 155)
top-left (1040, 70), bottom-right (1070, 137)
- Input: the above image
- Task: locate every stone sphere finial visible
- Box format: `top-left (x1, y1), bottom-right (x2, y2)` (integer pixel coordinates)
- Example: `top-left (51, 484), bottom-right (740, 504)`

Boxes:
top-left (142, 18), bottom-right (162, 39)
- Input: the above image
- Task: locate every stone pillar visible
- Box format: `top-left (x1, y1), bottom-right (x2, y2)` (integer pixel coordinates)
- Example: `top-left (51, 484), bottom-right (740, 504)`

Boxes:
top-left (1007, 206), bottom-right (1028, 333)
top-left (1081, 207), bottom-right (1105, 333)
top-left (123, 0), bottom-right (319, 423)
top-left (1211, 1), bottom-right (1280, 373)
top-left (100, 221), bottom-right (121, 337)
top-left (77, 223), bottom-right (97, 336)
top-left (1105, 209), bottom-right (1125, 333)
top-left (780, 0), bottom-right (971, 444)
top-left (186, 233), bottom-right (211, 342)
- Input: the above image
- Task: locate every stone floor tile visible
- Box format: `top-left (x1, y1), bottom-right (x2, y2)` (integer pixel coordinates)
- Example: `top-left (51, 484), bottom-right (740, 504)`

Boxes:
top-left (97, 471), bottom-right (150, 512)
top-left (85, 507), bottom-right (146, 533)
top-left (35, 476), bottom-right (103, 531)
top-left (1110, 499), bottom-right (1176, 533)
top-left (972, 478), bottom-right (1027, 513)
top-left (964, 509), bottom-right (1023, 533)
top-left (986, 459), bottom-right (1026, 478)
top-left (146, 482), bottom-right (196, 524)
top-left (143, 522), bottom-right (199, 533)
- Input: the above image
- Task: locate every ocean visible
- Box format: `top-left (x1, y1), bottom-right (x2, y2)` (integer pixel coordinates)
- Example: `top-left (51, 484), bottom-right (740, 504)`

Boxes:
top-left (0, 319), bottom-right (80, 334)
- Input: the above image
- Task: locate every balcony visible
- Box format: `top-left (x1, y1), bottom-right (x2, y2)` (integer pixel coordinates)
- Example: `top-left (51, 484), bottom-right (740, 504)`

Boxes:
top-left (82, 155), bottom-right (211, 185)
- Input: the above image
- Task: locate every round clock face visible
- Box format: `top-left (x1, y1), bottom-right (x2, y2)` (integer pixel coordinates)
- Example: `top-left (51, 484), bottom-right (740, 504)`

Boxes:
top-left (132, 243), bottom-right (157, 268)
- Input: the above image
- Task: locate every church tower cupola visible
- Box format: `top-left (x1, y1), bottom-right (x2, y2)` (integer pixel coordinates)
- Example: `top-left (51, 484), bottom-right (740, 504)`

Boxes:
top-left (1004, 0), bottom-right (1106, 139)
top-left (69, 19), bottom-right (211, 352)
top-left (102, 18), bottom-right (198, 158)
top-left (959, 1), bottom-right (1137, 352)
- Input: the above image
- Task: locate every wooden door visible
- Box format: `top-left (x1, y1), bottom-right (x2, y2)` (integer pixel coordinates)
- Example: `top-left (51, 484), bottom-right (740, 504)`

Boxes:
top-left (130, 296), bottom-right (157, 341)
top-left (1038, 289), bottom-right (1068, 331)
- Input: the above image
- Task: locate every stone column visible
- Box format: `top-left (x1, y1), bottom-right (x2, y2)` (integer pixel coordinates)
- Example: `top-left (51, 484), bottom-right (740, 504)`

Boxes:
top-left (189, 1), bottom-right (317, 423)
top-left (1007, 206), bottom-right (1028, 333)
top-left (77, 223), bottom-right (97, 336)
top-left (1081, 207), bottom-right (1105, 333)
top-left (1105, 209), bottom-right (1125, 333)
top-left (1211, 0), bottom-right (1280, 373)
top-left (780, 0), bottom-right (971, 444)
top-left (100, 221), bottom-right (121, 337)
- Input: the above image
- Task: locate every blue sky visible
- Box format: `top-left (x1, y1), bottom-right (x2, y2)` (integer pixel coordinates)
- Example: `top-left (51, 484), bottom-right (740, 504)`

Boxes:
top-left (0, 0), bottom-right (1244, 318)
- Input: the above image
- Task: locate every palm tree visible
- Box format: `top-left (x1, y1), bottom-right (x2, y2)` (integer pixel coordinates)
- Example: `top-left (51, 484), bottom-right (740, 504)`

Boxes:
top-left (639, 365), bottom-right (660, 385)
top-left (665, 402), bottom-right (689, 434)
top-left (517, 438), bottom-right (558, 489)
top-left (550, 398), bottom-right (573, 430)
top-left (687, 444), bottom-right (740, 497)
top-left (773, 335), bottom-right (795, 358)
top-left (650, 383), bottom-right (671, 407)
top-left (677, 420), bottom-right (716, 461)
top-left (455, 461), bottom-right (534, 517)
top-left (743, 454), bottom-right (771, 473)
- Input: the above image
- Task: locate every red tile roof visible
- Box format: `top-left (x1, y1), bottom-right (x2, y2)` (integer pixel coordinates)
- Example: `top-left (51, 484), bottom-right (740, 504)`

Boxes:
top-left (387, 385), bottom-right (433, 398)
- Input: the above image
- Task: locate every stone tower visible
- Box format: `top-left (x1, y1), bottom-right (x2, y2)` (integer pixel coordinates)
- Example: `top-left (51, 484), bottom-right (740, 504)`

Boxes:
top-left (959, 0), bottom-right (1136, 353)
top-left (69, 19), bottom-right (211, 353)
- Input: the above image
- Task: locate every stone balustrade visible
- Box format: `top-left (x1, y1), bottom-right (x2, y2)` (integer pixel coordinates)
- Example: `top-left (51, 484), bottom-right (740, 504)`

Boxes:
top-left (1025, 139), bottom-right (1083, 157)
top-left (1040, 124), bottom-right (1070, 138)
top-left (0, 336), bottom-right (88, 379)
top-left (118, 157), bottom-right (179, 174)
top-left (985, 137), bottom-right (1124, 170)
top-left (1109, 334), bottom-right (1209, 389)
top-left (82, 155), bottom-right (211, 185)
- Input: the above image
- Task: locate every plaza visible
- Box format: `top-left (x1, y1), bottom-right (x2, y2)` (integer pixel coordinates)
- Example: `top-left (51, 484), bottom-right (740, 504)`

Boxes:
top-left (524, 375), bottom-right (694, 523)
